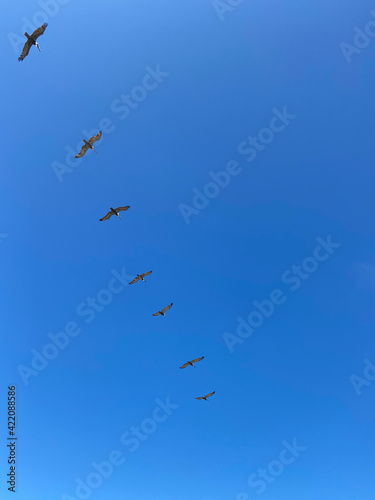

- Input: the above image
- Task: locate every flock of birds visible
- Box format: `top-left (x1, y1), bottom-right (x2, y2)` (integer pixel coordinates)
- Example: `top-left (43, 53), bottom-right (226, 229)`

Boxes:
top-left (127, 265), bottom-right (215, 401)
top-left (19, 22), bottom-right (216, 403)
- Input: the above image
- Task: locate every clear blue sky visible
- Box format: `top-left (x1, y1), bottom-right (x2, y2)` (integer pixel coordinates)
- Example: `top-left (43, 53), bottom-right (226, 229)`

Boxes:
top-left (1, 0), bottom-right (375, 498)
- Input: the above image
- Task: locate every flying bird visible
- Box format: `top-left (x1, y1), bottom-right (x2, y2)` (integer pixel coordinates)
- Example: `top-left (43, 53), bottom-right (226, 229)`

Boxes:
top-left (195, 391), bottom-right (215, 401)
top-left (129, 271), bottom-right (152, 285)
top-left (153, 303), bottom-right (173, 316)
top-left (18, 23), bottom-right (48, 61)
top-left (180, 357), bottom-right (204, 369)
top-left (99, 206), bottom-right (130, 221)
top-left (75, 131), bottom-right (102, 158)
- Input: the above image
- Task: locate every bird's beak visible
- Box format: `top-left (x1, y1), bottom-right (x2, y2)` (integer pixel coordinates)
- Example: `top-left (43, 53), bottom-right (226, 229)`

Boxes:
top-left (118, 214), bottom-right (122, 221)
top-left (36, 43), bottom-right (41, 52)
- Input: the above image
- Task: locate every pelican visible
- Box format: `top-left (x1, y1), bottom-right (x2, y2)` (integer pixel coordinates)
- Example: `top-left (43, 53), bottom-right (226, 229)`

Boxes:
top-left (196, 391), bottom-right (215, 401)
top-left (153, 303), bottom-right (173, 317)
top-left (75, 131), bottom-right (102, 158)
top-left (180, 357), bottom-right (204, 369)
top-left (99, 206), bottom-right (130, 221)
top-left (129, 271), bottom-right (152, 285)
top-left (18, 23), bottom-right (48, 61)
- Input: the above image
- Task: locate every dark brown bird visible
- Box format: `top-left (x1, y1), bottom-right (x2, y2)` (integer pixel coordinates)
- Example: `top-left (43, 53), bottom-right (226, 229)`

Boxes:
top-left (99, 206), bottom-right (130, 221)
top-left (180, 357), bottom-right (204, 369)
top-left (18, 23), bottom-right (48, 61)
top-left (129, 271), bottom-right (152, 285)
top-left (153, 303), bottom-right (173, 317)
top-left (75, 131), bottom-right (102, 158)
top-left (196, 391), bottom-right (215, 401)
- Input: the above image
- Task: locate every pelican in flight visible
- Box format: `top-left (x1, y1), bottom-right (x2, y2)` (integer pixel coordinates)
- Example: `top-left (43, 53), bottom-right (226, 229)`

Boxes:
top-left (99, 206), bottom-right (130, 221)
top-left (180, 357), bottom-right (204, 369)
top-left (129, 271), bottom-right (152, 285)
top-left (18, 23), bottom-right (48, 61)
top-left (196, 391), bottom-right (215, 401)
top-left (75, 131), bottom-right (102, 158)
top-left (153, 303), bottom-right (173, 317)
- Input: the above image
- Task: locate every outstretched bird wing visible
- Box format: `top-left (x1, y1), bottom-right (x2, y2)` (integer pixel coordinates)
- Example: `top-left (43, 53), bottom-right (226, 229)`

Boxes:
top-left (153, 311), bottom-right (162, 316)
top-left (115, 206), bottom-right (130, 213)
top-left (99, 211), bottom-right (114, 221)
top-left (205, 391), bottom-right (215, 399)
top-left (31, 22), bottom-right (48, 40)
top-left (161, 303), bottom-right (173, 314)
top-left (191, 356), bottom-right (204, 365)
top-left (18, 40), bottom-right (32, 61)
top-left (195, 396), bottom-right (205, 400)
top-left (88, 131), bottom-right (102, 145)
top-left (140, 271), bottom-right (152, 279)
top-left (180, 362), bottom-right (190, 369)
top-left (129, 276), bottom-right (141, 285)
top-left (75, 142), bottom-right (90, 158)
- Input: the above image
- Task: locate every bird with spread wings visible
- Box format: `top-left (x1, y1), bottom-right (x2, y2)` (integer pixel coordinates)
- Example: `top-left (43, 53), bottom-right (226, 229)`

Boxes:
top-left (195, 391), bottom-right (215, 401)
top-left (18, 23), bottom-right (48, 61)
top-left (153, 303), bottom-right (173, 316)
top-left (75, 131), bottom-right (102, 158)
top-left (129, 271), bottom-right (152, 285)
top-left (180, 357), bottom-right (204, 369)
top-left (99, 206), bottom-right (130, 221)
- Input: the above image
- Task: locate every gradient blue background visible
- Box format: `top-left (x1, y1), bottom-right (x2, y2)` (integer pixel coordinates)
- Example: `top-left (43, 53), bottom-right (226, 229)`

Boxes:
top-left (1, 0), bottom-right (375, 498)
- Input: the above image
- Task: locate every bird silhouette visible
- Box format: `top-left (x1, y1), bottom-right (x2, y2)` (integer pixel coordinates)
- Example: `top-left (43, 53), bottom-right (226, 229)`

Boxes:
top-left (196, 391), bottom-right (215, 401)
top-left (99, 206), bottom-right (130, 221)
top-left (18, 23), bottom-right (48, 61)
top-left (153, 303), bottom-right (173, 317)
top-left (180, 357), bottom-right (204, 369)
top-left (75, 131), bottom-right (102, 158)
top-left (129, 271), bottom-right (152, 285)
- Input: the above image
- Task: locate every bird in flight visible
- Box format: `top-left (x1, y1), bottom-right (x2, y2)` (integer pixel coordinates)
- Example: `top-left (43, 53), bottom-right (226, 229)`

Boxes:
top-left (75, 131), bottom-right (102, 158)
top-left (153, 303), bottom-right (173, 316)
top-left (129, 271), bottom-right (152, 285)
top-left (196, 391), bottom-right (215, 401)
top-left (18, 23), bottom-right (48, 61)
top-left (99, 206), bottom-right (130, 221)
top-left (180, 357), bottom-right (204, 369)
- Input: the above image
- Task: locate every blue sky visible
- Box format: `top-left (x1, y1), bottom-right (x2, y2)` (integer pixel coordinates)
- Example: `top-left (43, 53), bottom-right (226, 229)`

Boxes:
top-left (1, 0), bottom-right (375, 498)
